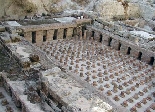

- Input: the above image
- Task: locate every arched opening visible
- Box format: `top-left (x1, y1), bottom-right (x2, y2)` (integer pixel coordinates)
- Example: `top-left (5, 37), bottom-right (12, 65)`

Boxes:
top-left (149, 57), bottom-right (154, 65)
top-left (108, 37), bottom-right (112, 46)
top-left (137, 52), bottom-right (142, 60)
top-left (82, 26), bottom-right (86, 37)
top-left (43, 30), bottom-right (47, 42)
top-left (99, 34), bottom-right (102, 42)
top-left (118, 43), bottom-right (121, 50)
top-left (32, 31), bottom-right (36, 43)
top-left (63, 28), bottom-right (67, 39)
top-left (72, 28), bottom-right (77, 37)
top-left (53, 29), bottom-right (58, 40)
top-left (91, 31), bottom-right (95, 37)
top-left (127, 47), bottom-right (131, 55)
top-left (43, 36), bottom-right (46, 42)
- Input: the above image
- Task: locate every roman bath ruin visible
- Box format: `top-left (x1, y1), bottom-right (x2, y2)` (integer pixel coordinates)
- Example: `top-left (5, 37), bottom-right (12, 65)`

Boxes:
top-left (0, 0), bottom-right (155, 112)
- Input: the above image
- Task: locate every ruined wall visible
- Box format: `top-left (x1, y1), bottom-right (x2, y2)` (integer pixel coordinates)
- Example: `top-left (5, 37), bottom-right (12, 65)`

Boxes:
top-left (22, 19), bottom-right (91, 44)
top-left (86, 25), bottom-right (155, 66)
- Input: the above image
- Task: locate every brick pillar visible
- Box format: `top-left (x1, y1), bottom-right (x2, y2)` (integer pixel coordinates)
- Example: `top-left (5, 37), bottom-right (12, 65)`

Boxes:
top-left (66, 28), bottom-right (73, 39)
top-left (47, 29), bottom-right (54, 41)
top-left (57, 29), bottom-right (64, 39)
top-left (24, 32), bottom-right (32, 43)
top-left (36, 30), bottom-right (43, 45)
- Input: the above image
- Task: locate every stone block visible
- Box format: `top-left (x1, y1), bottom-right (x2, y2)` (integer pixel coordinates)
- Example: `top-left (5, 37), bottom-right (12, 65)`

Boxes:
top-left (94, 31), bottom-right (100, 41)
top-left (20, 58), bottom-right (31, 68)
top-left (102, 33), bottom-right (110, 46)
top-left (0, 26), bottom-right (5, 32)
top-left (141, 51), bottom-right (155, 64)
top-left (130, 48), bottom-right (139, 59)
top-left (66, 28), bottom-right (73, 39)
top-left (83, 30), bottom-right (87, 40)
top-left (47, 29), bottom-right (54, 41)
top-left (120, 44), bottom-right (128, 55)
top-left (111, 39), bottom-right (119, 50)
top-left (86, 30), bottom-right (92, 39)
top-left (57, 29), bottom-right (64, 39)
top-left (24, 32), bottom-right (32, 43)
top-left (36, 30), bottom-right (43, 44)
top-left (10, 34), bottom-right (21, 42)
top-left (0, 35), bottom-right (11, 43)
top-left (77, 27), bottom-right (82, 37)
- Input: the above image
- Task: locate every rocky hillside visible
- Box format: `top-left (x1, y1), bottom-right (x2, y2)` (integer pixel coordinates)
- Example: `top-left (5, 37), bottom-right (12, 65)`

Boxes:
top-left (0, 0), bottom-right (155, 20)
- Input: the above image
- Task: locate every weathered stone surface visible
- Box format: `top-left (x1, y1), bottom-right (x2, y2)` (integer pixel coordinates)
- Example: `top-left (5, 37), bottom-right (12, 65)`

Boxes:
top-left (0, 25), bottom-right (5, 32)
top-left (24, 31), bottom-right (32, 43)
top-left (10, 34), bottom-right (21, 42)
top-left (21, 58), bottom-right (31, 68)
top-left (66, 28), bottom-right (73, 39)
top-left (57, 29), bottom-right (64, 39)
top-left (29, 54), bottom-right (40, 62)
top-left (46, 29), bottom-right (54, 41)
top-left (0, 33), bottom-right (11, 43)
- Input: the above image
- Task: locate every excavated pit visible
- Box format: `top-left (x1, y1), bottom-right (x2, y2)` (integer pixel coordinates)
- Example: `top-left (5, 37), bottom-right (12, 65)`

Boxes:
top-left (38, 38), bottom-right (155, 112)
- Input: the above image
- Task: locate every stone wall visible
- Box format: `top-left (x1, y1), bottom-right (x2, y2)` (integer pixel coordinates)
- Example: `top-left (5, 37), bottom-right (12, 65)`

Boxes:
top-left (86, 25), bottom-right (155, 66)
top-left (22, 19), bottom-right (91, 44)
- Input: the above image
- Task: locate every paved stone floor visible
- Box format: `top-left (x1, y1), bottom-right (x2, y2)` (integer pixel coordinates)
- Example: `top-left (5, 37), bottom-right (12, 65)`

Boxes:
top-left (39, 39), bottom-right (155, 112)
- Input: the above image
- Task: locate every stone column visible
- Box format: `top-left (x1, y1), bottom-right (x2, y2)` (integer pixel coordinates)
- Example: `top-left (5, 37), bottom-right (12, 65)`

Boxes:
top-left (83, 30), bottom-right (87, 40)
top-left (77, 26), bottom-right (82, 38)
top-left (102, 33), bottom-right (110, 46)
top-left (47, 29), bottom-right (54, 41)
top-left (130, 48), bottom-right (139, 59)
top-left (141, 51), bottom-right (154, 64)
top-left (66, 28), bottom-right (73, 39)
top-left (111, 39), bottom-right (119, 50)
top-left (36, 30), bottom-right (43, 45)
top-left (94, 31), bottom-right (100, 41)
top-left (24, 32), bottom-right (32, 43)
top-left (86, 30), bottom-right (92, 40)
top-left (57, 29), bottom-right (64, 39)
top-left (79, 31), bottom-right (82, 40)
top-left (120, 44), bottom-right (128, 55)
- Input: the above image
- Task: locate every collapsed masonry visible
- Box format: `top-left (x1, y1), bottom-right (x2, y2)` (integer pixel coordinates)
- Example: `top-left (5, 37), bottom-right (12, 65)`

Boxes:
top-left (0, 15), bottom-right (155, 112)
